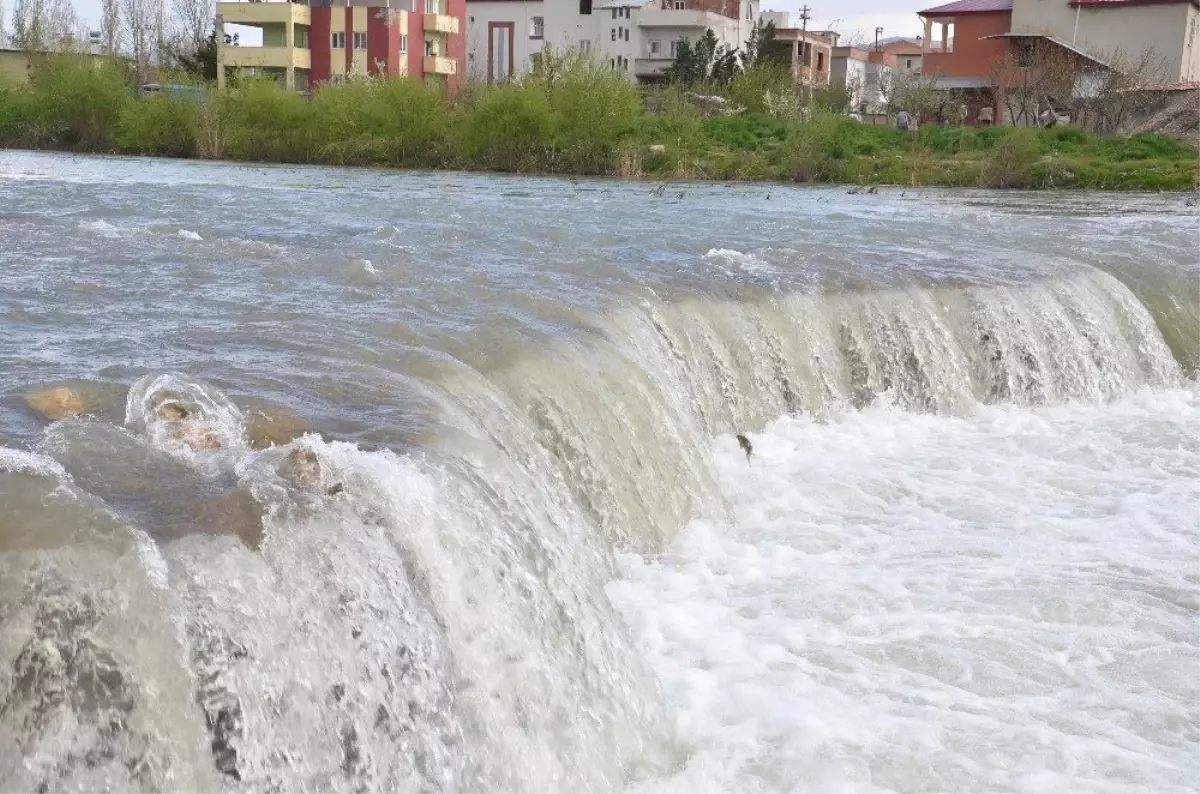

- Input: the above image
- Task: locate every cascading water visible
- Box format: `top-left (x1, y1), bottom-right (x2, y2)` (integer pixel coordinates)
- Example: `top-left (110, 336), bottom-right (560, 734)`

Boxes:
top-left (1, 152), bottom-right (1195, 793)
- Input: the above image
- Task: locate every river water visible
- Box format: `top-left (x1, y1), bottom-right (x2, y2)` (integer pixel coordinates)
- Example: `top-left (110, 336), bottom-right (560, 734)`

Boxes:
top-left (0, 151), bottom-right (1196, 793)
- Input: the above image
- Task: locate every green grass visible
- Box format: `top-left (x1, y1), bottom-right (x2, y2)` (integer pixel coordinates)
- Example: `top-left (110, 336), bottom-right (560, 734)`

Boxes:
top-left (1, 58), bottom-right (1196, 190)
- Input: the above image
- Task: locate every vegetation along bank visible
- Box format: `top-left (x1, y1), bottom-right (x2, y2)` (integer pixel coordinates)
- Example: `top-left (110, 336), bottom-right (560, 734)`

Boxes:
top-left (1, 54), bottom-right (1196, 190)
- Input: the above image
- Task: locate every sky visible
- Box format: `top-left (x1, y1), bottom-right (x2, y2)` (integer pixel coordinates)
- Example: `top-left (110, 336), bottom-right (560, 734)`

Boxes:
top-left (57, 0), bottom-right (928, 41)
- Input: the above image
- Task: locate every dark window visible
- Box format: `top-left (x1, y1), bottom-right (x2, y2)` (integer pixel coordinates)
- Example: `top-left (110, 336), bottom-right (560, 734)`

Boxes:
top-left (1018, 39), bottom-right (1037, 67)
top-left (580, 0), bottom-right (592, 14)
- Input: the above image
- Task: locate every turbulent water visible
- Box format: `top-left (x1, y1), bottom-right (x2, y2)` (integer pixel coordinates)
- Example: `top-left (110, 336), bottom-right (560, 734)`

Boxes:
top-left (0, 150), bottom-right (1196, 793)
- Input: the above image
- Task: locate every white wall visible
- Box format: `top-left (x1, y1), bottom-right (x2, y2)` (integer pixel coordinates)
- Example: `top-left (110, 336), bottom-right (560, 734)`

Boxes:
top-left (466, 0), bottom-right (762, 83)
top-left (1011, 0), bottom-right (1196, 82)
top-left (466, 1), bottom-right (543, 82)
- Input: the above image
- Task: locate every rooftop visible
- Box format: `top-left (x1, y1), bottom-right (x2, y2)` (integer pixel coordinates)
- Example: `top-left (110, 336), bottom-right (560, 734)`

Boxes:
top-left (919, 0), bottom-right (1012, 16)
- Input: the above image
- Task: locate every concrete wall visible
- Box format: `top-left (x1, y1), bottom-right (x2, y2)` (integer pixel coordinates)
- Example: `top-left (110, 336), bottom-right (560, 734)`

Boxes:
top-left (466, 0), bottom-right (542, 81)
top-left (1011, 0), bottom-right (1197, 81)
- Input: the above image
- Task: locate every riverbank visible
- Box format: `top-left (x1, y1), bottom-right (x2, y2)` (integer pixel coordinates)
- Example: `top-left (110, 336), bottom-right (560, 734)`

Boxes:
top-left (2, 56), bottom-right (1197, 190)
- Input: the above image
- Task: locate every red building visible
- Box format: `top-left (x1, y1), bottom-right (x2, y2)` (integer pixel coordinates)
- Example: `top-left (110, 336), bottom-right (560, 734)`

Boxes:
top-left (216, 0), bottom-right (466, 94)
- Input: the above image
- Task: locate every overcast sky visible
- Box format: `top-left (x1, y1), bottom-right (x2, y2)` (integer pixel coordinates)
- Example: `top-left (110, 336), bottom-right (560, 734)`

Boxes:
top-left (61, 0), bottom-right (927, 40)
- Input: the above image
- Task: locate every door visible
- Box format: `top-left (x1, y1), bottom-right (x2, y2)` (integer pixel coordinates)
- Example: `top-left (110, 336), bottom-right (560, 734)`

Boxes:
top-left (488, 22), bottom-right (514, 82)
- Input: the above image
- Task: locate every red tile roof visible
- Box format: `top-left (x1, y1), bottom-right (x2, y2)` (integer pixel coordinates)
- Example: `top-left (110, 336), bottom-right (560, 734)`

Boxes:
top-left (919, 0), bottom-right (1013, 15)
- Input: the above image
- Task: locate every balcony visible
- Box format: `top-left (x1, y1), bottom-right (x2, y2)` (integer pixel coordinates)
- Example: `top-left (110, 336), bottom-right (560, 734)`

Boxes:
top-left (219, 45), bottom-right (311, 70)
top-left (216, 0), bottom-right (310, 26)
top-left (423, 14), bottom-right (460, 35)
top-left (635, 57), bottom-right (675, 77)
top-left (423, 55), bottom-right (457, 75)
top-left (636, 8), bottom-right (734, 30)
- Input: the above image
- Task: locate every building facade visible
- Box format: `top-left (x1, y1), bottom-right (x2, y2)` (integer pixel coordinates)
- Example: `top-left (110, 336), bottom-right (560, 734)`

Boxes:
top-left (465, 0), bottom-right (760, 84)
top-left (216, 0), bottom-right (466, 93)
top-left (1008, 0), bottom-right (1199, 83)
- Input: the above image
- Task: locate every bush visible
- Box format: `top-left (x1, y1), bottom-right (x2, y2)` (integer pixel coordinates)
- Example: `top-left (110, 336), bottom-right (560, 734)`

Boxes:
top-left (310, 78), bottom-right (449, 167)
top-left (116, 94), bottom-right (198, 157)
top-left (780, 110), bottom-right (844, 182)
top-left (220, 79), bottom-right (312, 162)
top-left (539, 55), bottom-right (641, 174)
top-left (460, 82), bottom-right (552, 171)
top-left (983, 127), bottom-right (1040, 187)
top-left (25, 56), bottom-right (133, 149)
top-left (725, 63), bottom-right (794, 115)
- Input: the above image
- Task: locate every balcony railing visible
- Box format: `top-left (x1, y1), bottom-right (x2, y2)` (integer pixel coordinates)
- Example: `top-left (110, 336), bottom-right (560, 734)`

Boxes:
top-left (423, 55), bottom-right (457, 75)
top-left (218, 45), bottom-right (311, 70)
top-left (423, 14), bottom-right (460, 35)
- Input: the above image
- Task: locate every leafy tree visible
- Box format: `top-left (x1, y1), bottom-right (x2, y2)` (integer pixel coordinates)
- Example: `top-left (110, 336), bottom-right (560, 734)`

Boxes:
top-left (664, 28), bottom-right (740, 86)
top-left (740, 21), bottom-right (791, 71)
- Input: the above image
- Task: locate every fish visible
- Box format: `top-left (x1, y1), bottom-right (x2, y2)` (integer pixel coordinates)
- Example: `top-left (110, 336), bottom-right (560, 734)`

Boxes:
top-left (736, 434), bottom-right (753, 464)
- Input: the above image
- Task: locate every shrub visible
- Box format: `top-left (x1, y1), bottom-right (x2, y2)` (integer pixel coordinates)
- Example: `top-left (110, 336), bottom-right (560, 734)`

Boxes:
top-left (780, 110), bottom-right (844, 182)
top-left (725, 63), bottom-right (794, 115)
top-left (116, 94), bottom-right (198, 157)
top-left (220, 79), bottom-right (312, 162)
top-left (982, 127), bottom-right (1040, 187)
top-left (536, 52), bottom-right (641, 173)
top-left (310, 78), bottom-right (449, 166)
top-left (25, 56), bottom-right (132, 149)
top-left (460, 82), bottom-right (552, 171)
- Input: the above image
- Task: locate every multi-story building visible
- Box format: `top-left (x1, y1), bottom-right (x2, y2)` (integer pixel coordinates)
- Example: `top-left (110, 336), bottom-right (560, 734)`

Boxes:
top-left (465, 0), bottom-right (759, 84)
top-left (216, 0), bottom-right (466, 93)
top-left (759, 12), bottom-right (835, 87)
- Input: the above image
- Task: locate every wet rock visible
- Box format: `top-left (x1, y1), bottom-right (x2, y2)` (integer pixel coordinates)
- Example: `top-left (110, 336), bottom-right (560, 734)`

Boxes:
top-left (172, 424), bottom-right (223, 452)
top-left (245, 409), bottom-right (314, 450)
top-left (158, 403), bottom-right (190, 421)
top-left (192, 488), bottom-right (265, 550)
top-left (24, 387), bottom-right (85, 421)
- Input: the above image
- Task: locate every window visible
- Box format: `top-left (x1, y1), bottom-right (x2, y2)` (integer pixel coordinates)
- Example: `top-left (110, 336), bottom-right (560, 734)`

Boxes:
top-left (400, 34), bottom-right (408, 53)
top-left (746, 2), bottom-right (752, 20)
top-left (817, 52), bottom-right (824, 70)
top-left (673, 1), bottom-right (686, 9)
top-left (612, 8), bottom-right (618, 19)
top-left (1018, 39), bottom-right (1036, 67)
top-left (625, 7), bottom-right (631, 18)
top-left (623, 27), bottom-right (629, 41)
top-left (425, 38), bottom-right (434, 56)
top-left (612, 28), bottom-right (617, 41)
top-left (296, 28), bottom-right (308, 48)
top-left (905, 58), bottom-right (913, 68)
top-left (580, 0), bottom-right (592, 15)
top-left (649, 39), bottom-right (661, 56)
top-left (425, 0), bottom-right (439, 14)
top-left (331, 31), bottom-right (345, 49)
top-left (579, 38), bottom-right (591, 53)
top-left (531, 16), bottom-right (544, 39)
top-left (353, 31), bottom-right (368, 50)
top-left (670, 39), bottom-right (680, 57)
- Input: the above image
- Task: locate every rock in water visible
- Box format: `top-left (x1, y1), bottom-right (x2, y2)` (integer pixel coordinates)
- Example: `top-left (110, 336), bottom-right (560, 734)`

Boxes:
top-left (245, 409), bottom-right (314, 450)
top-left (24, 387), bottom-right (85, 420)
top-left (173, 425), bottom-right (223, 452)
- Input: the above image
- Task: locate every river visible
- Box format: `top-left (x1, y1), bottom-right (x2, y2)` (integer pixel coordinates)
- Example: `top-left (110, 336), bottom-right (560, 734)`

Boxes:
top-left (0, 151), bottom-right (1196, 793)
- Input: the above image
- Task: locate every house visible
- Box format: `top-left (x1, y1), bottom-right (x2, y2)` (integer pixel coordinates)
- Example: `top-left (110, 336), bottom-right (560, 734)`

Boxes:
top-left (465, 0), bottom-right (760, 83)
top-left (1007, 0), bottom-right (1199, 84)
top-left (215, 0), bottom-right (466, 93)
top-left (875, 36), bottom-right (923, 74)
top-left (760, 12), bottom-right (834, 87)
top-left (918, 0), bottom-right (1014, 121)
top-left (830, 45), bottom-right (871, 107)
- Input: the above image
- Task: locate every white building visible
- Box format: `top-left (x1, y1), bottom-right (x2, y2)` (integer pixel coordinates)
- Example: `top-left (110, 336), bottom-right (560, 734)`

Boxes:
top-left (466, 0), bottom-right (759, 84)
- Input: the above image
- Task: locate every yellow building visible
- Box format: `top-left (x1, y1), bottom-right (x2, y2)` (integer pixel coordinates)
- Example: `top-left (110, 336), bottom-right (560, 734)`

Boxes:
top-left (216, 0), bottom-right (464, 93)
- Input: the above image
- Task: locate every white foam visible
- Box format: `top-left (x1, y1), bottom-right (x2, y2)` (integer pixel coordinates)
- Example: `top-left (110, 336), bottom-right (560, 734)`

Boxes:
top-left (702, 248), bottom-right (772, 276)
top-left (360, 258), bottom-right (378, 275)
top-left (615, 388), bottom-right (1200, 793)
top-left (0, 446), bottom-right (69, 478)
top-left (177, 229), bottom-right (203, 241)
top-left (76, 219), bottom-right (122, 238)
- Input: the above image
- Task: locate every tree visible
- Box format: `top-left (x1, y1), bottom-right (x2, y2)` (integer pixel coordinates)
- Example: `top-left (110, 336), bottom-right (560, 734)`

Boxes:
top-left (664, 28), bottom-right (739, 86)
top-left (100, 0), bottom-right (120, 53)
top-left (171, 0), bottom-right (210, 54)
top-left (174, 26), bottom-right (218, 78)
top-left (121, 0), bottom-right (158, 80)
top-left (10, 0), bottom-right (80, 51)
top-left (740, 20), bottom-right (790, 71)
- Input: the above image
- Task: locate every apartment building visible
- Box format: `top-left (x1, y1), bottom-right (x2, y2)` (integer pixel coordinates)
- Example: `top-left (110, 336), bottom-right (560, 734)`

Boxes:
top-left (216, 0), bottom-right (466, 92)
top-left (465, 0), bottom-right (759, 83)
top-left (758, 12), bottom-right (835, 87)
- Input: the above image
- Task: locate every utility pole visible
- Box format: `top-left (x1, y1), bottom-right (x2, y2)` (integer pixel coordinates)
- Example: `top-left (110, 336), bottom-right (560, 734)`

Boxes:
top-left (799, 4), bottom-right (810, 101)
top-left (875, 26), bottom-right (883, 52)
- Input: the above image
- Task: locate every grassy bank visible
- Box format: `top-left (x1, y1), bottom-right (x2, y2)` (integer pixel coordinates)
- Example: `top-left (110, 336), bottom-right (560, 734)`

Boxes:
top-left (2, 55), bottom-right (1197, 190)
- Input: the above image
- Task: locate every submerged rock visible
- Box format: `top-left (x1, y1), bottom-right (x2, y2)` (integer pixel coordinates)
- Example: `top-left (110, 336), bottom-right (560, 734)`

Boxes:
top-left (24, 386), bottom-right (85, 421)
top-left (245, 408), bottom-right (314, 450)
top-left (172, 424), bottom-right (223, 452)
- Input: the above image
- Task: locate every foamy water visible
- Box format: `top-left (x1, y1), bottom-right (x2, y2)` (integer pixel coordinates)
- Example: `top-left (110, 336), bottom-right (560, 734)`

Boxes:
top-left (615, 389), bottom-right (1199, 792)
top-left (1, 151), bottom-right (1196, 792)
